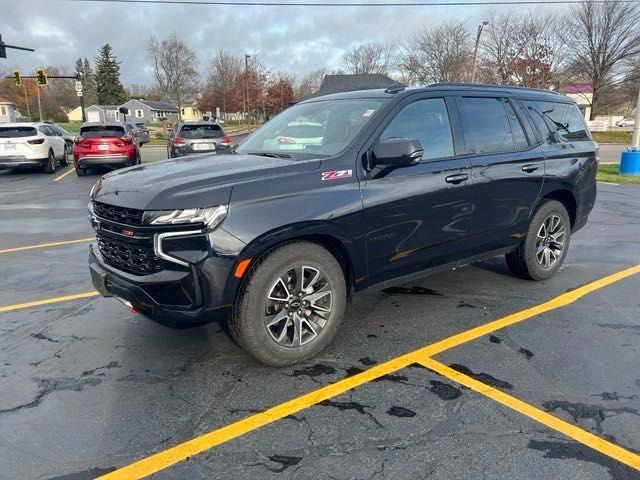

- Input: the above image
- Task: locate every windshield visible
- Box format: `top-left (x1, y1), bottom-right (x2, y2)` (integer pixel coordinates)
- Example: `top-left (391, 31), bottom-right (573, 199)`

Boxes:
top-left (81, 126), bottom-right (126, 138)
top-left (236, 98), bottom-right (387, 158)
top-left (179, 124), bottom-right (223, 139)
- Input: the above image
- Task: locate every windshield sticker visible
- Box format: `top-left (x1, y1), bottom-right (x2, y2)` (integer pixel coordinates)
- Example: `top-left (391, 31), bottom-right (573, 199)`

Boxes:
top-left (322, 169), bottom-right (353, 181)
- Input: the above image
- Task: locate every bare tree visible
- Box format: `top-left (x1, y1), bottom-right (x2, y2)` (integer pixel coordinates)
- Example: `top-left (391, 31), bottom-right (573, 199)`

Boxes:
top-left (294, 68), bottom-right (328, 98)
top-left (562, 0), bottom-right (640, 119)
top-left (341, 43), bottom-right (395, 75)
top-left (398, 21), bottom-right (472, 85)
top-left (148, 34), bottom-right (199, 118)
top-left (205, 49), bottom-right (242, 115)
top-left (479, 12), bottom-right (518, 84)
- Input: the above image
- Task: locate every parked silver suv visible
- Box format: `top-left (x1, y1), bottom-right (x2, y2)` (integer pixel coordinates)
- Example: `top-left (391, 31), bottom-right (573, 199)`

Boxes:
top-left (167, 121), bottom-right (232, 158)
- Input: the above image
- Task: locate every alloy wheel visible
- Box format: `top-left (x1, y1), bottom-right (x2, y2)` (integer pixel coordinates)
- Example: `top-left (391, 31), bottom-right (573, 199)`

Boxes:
top-left (535, 214), bottom-right (565, 268)
top-left (264, 265), bottom-right (333, 348)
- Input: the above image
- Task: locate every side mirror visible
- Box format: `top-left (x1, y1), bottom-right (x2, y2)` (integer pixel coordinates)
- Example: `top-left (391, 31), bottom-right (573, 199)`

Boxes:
top-left (372, 138), bottom-right (423, 168)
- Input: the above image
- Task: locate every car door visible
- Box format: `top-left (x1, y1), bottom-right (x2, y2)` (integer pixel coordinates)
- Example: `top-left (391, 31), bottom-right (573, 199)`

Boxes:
top-left (455, 95), bottom-right (544, 250)
top-left (360, 95), bottom-right (474, 287)
top-left (40, 126), bottom-right (65, 159)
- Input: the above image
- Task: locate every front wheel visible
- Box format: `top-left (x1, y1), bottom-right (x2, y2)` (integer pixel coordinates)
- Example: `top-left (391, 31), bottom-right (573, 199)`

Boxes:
top-left (231, 242), bottom-right (347, 366)
top-left (506, 200), bottom-right (571, 280)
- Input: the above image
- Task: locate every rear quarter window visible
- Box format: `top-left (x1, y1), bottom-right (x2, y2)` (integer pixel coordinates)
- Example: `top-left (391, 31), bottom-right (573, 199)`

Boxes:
top-left (80, 126), bottom-right (126, 138)
top-left (0, 127), bottom-right (37, 138)
top-left (524, 101), bottom-right (591, 142)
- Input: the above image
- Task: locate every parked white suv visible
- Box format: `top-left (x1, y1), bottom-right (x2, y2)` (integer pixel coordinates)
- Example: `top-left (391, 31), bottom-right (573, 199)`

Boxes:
top-left (0, 123), bottom-right (68, 173)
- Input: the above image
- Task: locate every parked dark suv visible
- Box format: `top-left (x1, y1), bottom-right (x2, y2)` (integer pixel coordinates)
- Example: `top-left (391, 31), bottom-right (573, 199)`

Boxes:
top-left (88, 84), bottom-right (597, 366)
top-left (167, 121), bottom-right (232, 157)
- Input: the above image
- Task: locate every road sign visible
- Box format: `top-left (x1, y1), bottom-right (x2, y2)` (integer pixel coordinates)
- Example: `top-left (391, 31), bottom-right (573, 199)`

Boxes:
top-left (75, 80), bottom-right (83, 92)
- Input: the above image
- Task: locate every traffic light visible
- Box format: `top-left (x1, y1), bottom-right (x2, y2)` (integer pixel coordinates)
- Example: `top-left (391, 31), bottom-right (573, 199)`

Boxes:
top-left (36, 68), bottom-right (48, 86)
top-left (13, 70), bottom-right (21, 87)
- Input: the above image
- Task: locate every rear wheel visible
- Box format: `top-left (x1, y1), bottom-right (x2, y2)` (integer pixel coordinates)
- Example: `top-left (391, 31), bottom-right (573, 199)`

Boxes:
top-left (75, 164), bottom-right (87, 176)
top-left (43, 150), bottom-right (56, 174)
top-left (506, 200), bottom-right (571, 280)
top-left (231, 242), bottom-right (347, 366)
top-left (60, 146), bottom-right (69, 167)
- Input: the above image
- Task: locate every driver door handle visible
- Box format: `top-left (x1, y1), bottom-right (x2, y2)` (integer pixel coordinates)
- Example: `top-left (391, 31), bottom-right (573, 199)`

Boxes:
top-left (445, 173), bottom-right (469, 184)
top-left (522, 164), bottom-right (539, 173)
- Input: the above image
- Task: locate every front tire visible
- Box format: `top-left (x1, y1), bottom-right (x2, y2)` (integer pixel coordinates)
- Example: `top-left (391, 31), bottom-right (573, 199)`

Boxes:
top-left (231, 242), bottom-right (347, 366)
top-left (506, 200), bottom-right (571, 281)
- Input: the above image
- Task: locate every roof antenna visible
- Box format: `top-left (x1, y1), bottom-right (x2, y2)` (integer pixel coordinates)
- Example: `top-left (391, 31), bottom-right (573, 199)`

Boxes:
top-left (384, 84), bottom-right (405, 94)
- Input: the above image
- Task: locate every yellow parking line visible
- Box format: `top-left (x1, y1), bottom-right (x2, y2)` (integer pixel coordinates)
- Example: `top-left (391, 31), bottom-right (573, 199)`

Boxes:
top-left (0, 237), bottom-right (94, 255)
top-left (0, 291), bottom-right (98, 313)
top-left (96, 263), bottom-right (640, 480)
top-left (419, 358), bottom-right (640, 471)
top-left (53, 167), bottom-right (75, 182)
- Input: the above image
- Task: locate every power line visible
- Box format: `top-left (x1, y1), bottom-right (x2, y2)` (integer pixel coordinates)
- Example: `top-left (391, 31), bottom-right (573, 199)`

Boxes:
top-left (67, 0), bottom-right (640, 7)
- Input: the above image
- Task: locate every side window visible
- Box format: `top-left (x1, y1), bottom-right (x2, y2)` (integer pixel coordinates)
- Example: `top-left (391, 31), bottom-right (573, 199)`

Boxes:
top-left (460, 97), bottom-right (514, 154)
top-left (504, 102), bottom-right (529, 150)
top-left (562, 104), bottom-right (591, 141)
top-left (522, 101), bottom-right (551, 141)
top-left (380, 98), bottom-right (454, 161)
top-left (533, 101), bottom-right (590, 142)
top-left (39, 126), bottom-right (53, 136)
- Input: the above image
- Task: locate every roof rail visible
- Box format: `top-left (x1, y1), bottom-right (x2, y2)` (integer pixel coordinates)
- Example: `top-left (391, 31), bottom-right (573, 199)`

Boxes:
top-left (428, 82), bottom-right (559, 95)
top-left (384, 84), bottom-right (406, 94)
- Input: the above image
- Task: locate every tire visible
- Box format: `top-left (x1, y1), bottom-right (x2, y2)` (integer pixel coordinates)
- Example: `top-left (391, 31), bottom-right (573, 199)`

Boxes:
top-left (43, 150), bottom-right (56, 174)
top-left (231, 241), bottom-right (347, 366)
top-left (60, 146), bottom-right (69, 167)
top-left (506, 200), bottom-right (571, 281)
top-left (75, 165), bottom-right (87, 176)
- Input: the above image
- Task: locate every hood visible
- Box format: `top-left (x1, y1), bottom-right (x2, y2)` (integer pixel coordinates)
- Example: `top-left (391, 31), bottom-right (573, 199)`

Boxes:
top-left (92, 153), bottom-right (320, 210)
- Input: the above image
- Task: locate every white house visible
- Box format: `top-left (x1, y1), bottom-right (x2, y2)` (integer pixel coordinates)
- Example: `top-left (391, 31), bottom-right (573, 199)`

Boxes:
top-left (0, 96), bottom-right (18, 123)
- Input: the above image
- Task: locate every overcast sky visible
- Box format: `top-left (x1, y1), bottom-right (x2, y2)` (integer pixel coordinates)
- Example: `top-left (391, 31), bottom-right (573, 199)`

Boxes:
top-left (2, 0), bottom-right (568, 86)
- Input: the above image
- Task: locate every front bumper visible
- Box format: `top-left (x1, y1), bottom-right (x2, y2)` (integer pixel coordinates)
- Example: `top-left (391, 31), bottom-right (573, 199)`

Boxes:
top-left (89, 226), bottom-right (245, 327)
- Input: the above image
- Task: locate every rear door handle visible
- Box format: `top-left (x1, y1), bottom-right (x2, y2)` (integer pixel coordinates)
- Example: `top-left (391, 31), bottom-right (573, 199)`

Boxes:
top-left (445, 173), bottom-right (469, 184)
top-left (522, 164), bottom-right (539, 173)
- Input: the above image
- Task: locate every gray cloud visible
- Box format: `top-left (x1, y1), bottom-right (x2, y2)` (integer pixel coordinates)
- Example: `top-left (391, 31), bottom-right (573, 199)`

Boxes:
top-left (1, 0), bottom-right (568, 85)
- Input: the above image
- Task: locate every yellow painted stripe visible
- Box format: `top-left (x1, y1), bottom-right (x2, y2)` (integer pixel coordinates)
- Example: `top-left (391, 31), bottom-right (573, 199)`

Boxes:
top-left (419, 358), bottom-right (640, 471)
top-left (0, 237), bottom-right (94, 254)
top-left (0, 291), bottom-right (98, 313)
top-left (53, 167), bottom-right (75, 182)
top-left (96, 264), bottom-right (640, 480)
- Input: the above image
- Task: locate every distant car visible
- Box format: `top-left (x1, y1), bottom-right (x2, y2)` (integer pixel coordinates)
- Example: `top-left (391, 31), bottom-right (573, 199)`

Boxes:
top-left (126, 122), bottom-right (150, 145)
top-left (0, 122), bottom-right (68, 173)
top-left (615, 118), bottom-right (635, 127)
top-left (167, 121), bottom-right (232, 158)
top-left (73, 122), bottom-right (141, 176)
top-left (262, 122), bottom-right (324, 150)
top-left (46, 123), bottom-right (75, 155)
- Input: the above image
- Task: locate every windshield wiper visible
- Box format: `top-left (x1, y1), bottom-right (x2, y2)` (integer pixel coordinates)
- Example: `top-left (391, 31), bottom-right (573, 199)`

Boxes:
top-left (245, 151), bottom-right (294, 159)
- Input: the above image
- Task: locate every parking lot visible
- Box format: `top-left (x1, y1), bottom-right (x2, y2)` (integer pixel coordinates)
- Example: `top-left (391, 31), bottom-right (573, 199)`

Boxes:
top-left (0, 161), bottom-right (639, 479)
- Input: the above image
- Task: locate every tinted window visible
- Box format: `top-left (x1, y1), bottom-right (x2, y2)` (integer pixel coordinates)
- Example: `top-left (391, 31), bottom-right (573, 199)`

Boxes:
top-left (0, 127), bottom-right (37, 138)
top-left (39, 126), bottom-right (55, 136)
top-left (460, 97), bottom-right (514, 154)
top-left (504, 102), bottom-right (529, 150)
top-left (522, 101), bottom-right (550, 141)
top-left (80, 125), bottom-right (126, 138)
top-left (179, 124), bottom-right (223, 139)
top-left (381, 98), bottom-right (454, 160)
top-left (526, 101), bottom-right (590, 142)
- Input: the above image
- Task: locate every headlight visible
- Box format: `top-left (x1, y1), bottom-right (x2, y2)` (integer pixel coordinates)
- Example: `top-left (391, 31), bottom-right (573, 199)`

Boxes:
top-left (89, 179), bottom-right (101, 199)
top-left (146, 205), bottom-right (228, 230)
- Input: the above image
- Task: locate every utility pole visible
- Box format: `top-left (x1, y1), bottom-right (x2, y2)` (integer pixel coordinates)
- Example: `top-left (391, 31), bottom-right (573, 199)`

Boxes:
top-left (245, 54), bottom-right (251, 128)
top-left (471, 21), bottom-right (489, 83)
top-left (36, 86), bottom-right (43, 122)
top-left (632, 83), bottom-right (640, 150)
top-left (23, 84), bottom-right (31, 120)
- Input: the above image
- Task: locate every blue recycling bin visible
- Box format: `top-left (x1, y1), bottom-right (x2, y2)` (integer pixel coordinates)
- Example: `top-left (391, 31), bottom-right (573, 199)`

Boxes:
top-left (620, 149), bottom-right (640, 176)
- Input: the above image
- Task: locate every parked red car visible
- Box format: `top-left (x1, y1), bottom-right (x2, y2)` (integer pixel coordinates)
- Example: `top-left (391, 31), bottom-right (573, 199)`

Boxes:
top-left (73, 122), bottom-right (141, 176)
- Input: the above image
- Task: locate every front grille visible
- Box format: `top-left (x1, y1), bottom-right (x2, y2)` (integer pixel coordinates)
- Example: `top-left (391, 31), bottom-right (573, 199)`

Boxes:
top-left (94, 201), bottom-right (144, 226)
top-left (97, 232), bottom-right (162, 276)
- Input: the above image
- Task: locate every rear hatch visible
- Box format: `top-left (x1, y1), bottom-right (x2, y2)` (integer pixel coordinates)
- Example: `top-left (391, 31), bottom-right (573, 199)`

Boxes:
top-left (0, 126), bottom-right (40, 157)
top-left (177, 124), bottom-right (225, 152)
top-left (76, 125), bottom-right (129, 155)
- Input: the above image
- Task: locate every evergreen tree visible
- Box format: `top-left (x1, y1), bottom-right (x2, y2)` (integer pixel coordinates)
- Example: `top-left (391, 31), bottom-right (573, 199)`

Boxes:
top-left (74, 57), bottom-right (97, 105)
top-left (94, 44), bottom-right (126, 105)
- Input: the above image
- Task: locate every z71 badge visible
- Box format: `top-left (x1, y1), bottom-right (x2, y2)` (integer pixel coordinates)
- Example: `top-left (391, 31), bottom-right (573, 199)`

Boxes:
top-left (321, 169), bottom-right (352, 181)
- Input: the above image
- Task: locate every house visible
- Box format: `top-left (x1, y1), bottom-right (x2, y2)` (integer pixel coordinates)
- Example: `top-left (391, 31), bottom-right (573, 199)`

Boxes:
top-left (119, 99), bottom-right (178, 123)
top-left (85, 105), bottom-right (121, 123)
top-left (559, 84), bottom-right (593, 120)
top-left (0, 96), bottom-right (18, 123)
top-left (66, 106), bottom-right (84, 123)
top-left (294, 74), bottom-right (401, 103)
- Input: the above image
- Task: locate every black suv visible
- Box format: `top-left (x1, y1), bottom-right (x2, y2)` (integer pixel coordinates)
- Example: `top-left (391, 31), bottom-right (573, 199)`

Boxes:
top-left (88, 84), bottom-right (597, 366)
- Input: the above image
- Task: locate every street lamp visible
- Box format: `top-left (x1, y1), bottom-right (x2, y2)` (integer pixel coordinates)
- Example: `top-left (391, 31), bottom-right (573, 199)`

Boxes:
top-left (471, 20), bottom-right (489, 83)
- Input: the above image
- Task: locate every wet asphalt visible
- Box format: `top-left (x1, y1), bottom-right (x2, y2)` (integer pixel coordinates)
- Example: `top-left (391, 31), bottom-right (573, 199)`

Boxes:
top-left (0, 160), bottom-right (639, 480)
